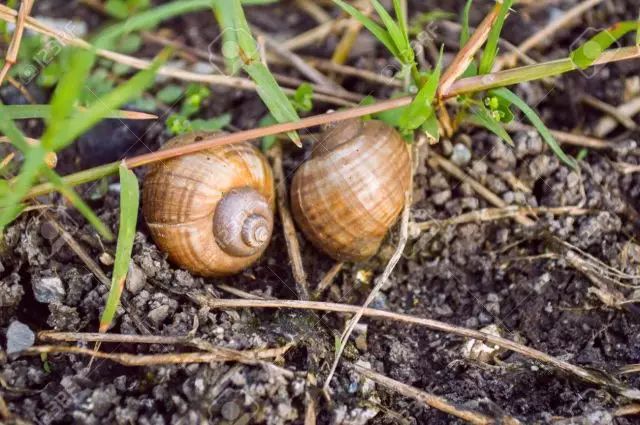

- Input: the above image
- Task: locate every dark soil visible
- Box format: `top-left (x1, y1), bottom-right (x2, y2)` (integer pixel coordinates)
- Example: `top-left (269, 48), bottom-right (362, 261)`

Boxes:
top-left (2, 1), bottom-right (640, 424)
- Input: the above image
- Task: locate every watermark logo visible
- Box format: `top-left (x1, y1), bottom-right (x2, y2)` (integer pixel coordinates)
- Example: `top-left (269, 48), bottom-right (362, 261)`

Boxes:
top-left (208, 28), bottom-right (258, 77)
top-left (569, 28), bottom-right (620, 79)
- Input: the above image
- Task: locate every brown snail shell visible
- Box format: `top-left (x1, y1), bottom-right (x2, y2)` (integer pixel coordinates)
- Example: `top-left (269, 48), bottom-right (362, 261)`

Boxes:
top-left (142, 132), bottom-right (275, 276)
top-left (290, 119), bottom-right (411, 262)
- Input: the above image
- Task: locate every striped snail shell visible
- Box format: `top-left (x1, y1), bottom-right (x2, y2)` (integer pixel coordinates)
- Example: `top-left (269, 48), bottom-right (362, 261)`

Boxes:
top-left (290, 119), bottom-right (411, 262)
top-left (142, 132), bottom-right (275, 276)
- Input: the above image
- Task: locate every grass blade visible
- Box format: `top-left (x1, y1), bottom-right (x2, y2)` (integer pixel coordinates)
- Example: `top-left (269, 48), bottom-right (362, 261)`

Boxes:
top-left (492, 88), bottom-right (575, 169)
top-left (392, 0), bottom-right (408, 41)
top-left (460, 0), bottom-right (473, 48)
top-left (44, 49), bottom-right (170, 151)
top-left (332, 0), bottom-right (400, 58)
top-left (230, 0), bottom-right (301, 146)
top-left (478, 0), bottom-right (513, 74)
top-left (42, 168), bottom-right (114, 240)
top-left (99, 163), bottom-right (139, 333)
top-left (2, 105), bottom-right (156, 120)
top-left (570, 21), bottom-right (640, 69)
top-left (369, 0), bottom-right (411, 63)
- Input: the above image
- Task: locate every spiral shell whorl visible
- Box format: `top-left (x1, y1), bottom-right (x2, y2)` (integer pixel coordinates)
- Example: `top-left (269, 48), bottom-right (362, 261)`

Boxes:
top-left (213, 187), bottom-right (273, 257)
top-left (142, 133), bottom-right (274, 276)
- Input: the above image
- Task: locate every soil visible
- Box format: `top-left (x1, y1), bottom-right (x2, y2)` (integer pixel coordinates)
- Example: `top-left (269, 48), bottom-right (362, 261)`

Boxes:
top-left (2, 1), bottom-right (640, 424)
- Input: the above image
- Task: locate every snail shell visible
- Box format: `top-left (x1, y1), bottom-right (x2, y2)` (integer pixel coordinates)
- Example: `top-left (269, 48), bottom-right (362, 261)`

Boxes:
top-left (290, 119), bottom-right (411, 262)
top-left (142, 132), bottom-right (275, 276)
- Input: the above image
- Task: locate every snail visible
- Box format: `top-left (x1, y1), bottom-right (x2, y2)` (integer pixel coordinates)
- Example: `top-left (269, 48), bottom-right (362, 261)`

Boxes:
top-left (290, 119), bottom-right (411, 262)
top-left (142, 132), bottom-right (275, 276)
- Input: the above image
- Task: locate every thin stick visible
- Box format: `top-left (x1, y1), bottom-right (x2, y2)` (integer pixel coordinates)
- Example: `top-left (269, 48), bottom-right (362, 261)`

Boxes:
top-left (0, 0), bottom-right (34, 86)
top-left (268, 144), bottom-right (310, 300)
top-left (438, 2), bottom-right (501, 97)
top-left (348, 362), bottom-right (521, 425)
top-left (295, 0), bottom-right (330, 24)
top-left (190, 296), bottom-right (640, 399)
top-left (505, 122), bottom-right (612, 149)
top-left (39, 331), bottom-right (187, 345)
top-left (412, 206), bottom-right (593, 232)
top-left (323, 144), bottom-right (414, 393)
top-left (429, 153), bottom-right (535, 226)
top-left (18, 344), bottom-right (290, 366)
top-left (495, 0), bottom-right (604, 69)
top-left (595, 96), bottom-right (640, 137)
top-left (314, 261), bottom-right (344, 299)
top-left (582, 95), bottom-right (637, 131)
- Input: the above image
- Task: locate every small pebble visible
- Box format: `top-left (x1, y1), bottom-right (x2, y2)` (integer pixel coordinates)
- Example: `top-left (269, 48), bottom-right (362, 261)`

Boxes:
top-left (147, 305), bottom-right (170, 325)
top-left (32, 276), bottom-right (65, 303)
top-left (6, 321), bottom-right (35, 354)
top-left (126, 263), bottom-right (147, 295)
top-left (431, 190), bottom-right (452, 206)
top-left (450, 143), bottom-right (472, 166)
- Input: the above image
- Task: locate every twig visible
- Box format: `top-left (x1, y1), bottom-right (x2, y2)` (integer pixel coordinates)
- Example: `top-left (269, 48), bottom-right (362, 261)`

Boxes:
top-left (348, 362), bottom-right (521, 425)
top-left (314, 261), bottom-right (344, 299)
top-left (295, 0), bottom-right (330, 24)
top-left (190, 296), bottom-right (640, 399)
top-left (323, 144), bottom-right (413, 393)
top-left (412, 206), bottom-right (592, 233)
top-left (495, 0), bottom-right (604, 70)
top-left (0, 0), bottom-right (34, 86)
top-left (39, 331), bottom-right (190, 345)
top-left (18, 344), bottom-right (291, 366)
top-left (283, 20), bottom-right (349, 52)
top-left (505, 121), bottom-right (612, 149)
top-left (582, 95), bottom-right (637, 131)
top-left (268, 144), bottom-right (310, 300)
top-left (259, 31), bottom-right (345, 93)
top-left (595, 96), bottom-right (640, 137)
top-left (438, 2), bottom-right (501, 97)
top-left (429, 153), bottom-right (535, 226)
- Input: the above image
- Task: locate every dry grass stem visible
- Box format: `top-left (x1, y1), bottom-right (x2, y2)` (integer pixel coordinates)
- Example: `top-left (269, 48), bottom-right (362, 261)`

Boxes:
top-left (0, 0), bottom-right (34, 85)
top-left (348, 362), bottom-right (521, 425)
top-left (595, 96), bottom-right (640, 137)
top-left (19, 343), bottom-right (291, 366)
top-left (295, 0), bottom-right (330, 24)
top-left (268, 144), bottom-right (310, 300)
top-left (412, 206), bottom-right (592, 232)
top-left (314, 261), bottom-right (344, 299)
top-left (505, 122), bottom-right (612, 149)
top-left (191, 296), bottom-right (640, 398)
top-left (582, 95), bottom-right (637, 130)
top-left (438, 2), bottom-right (501, 97)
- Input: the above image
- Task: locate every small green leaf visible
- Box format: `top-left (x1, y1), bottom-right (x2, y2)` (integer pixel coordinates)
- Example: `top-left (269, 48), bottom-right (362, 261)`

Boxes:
top-left (292, 83), bottom-right (314, 113)
top-left (105, 0), bottom-right (129, 19)
top-left (399, 49), bottom-right (442, 131)
top-left (99, 164), bottom-right (139, 333)
top-left (156, 85), bottom-right (184, 104)
top-left (467, 105), bottom-right (514, 146)
top-left (492, 88), bottom-right (576, 169)
top-left (570, 21), bottom-right (640, 69)
top-left (478, 0), bottom-right (513, 74)
top-left (332, 0), bottom-right (400, 59)
top-left (369, 0), bottom-right (412, 63)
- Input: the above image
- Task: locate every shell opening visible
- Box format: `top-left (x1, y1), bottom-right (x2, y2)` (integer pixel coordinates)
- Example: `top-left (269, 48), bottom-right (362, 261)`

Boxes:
top-left (213, 187), bottom-right (273, 257)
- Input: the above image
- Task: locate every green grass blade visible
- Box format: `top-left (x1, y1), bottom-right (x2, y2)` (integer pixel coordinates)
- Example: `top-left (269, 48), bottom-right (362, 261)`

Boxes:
top-left (369, 0), bottom-right (411, 62)
top-left (467, 106), bottom-right (514, 146)
top-left (213, 2), bottom-right (240, 74)
top-left (2, 105), bottom-right (153, 120)
top-left (570, 21), bottom-right (640, 69)
top-left (44, 49), bottom-right (169, 151)
top-left (492, 88), bottom-right (575, 169)
top-left (41, 168), bottom-right (114, 240)
top-left (460, 0), bottom-right (473, 48)
top-left (478, 0), bottom-right (513, 74)
top-left (399, 50), bottom-right (442, 131)
top-left (392, 0), bottom-right (408, 41)
top-left (231, 0), bottom-right (301, 145)
top-left (332, 0), bottom-right (400, 58)
top-left (0, 106), bottom-right (43, 229)
top-left (99, 164), bottom-right (139, 332)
